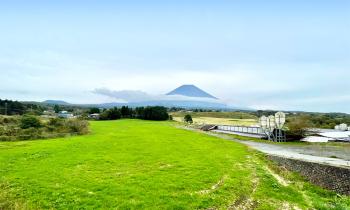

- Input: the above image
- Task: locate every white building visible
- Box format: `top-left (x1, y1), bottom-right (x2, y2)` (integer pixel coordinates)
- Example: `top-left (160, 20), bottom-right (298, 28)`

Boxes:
top-left (58, 111), bottom-right (74, 118)
top-left (88, 113), bottom-right (100, 120)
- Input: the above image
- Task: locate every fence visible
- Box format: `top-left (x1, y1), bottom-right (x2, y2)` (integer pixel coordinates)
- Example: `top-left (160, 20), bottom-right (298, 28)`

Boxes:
top-left (217, 125), bottom-right (265, 135)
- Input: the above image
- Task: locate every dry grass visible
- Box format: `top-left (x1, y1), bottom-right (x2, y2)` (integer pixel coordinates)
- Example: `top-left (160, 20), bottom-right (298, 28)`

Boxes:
top-left (173, 116), bottom-right (258, 126)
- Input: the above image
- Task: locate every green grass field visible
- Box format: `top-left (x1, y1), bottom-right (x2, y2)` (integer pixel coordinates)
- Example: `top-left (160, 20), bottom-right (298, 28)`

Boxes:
top-left (0, 120), bottom-right (349, 209)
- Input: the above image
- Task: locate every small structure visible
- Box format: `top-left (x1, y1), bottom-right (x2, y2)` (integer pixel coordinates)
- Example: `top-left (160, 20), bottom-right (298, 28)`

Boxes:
top-left (259, 112), bottom-right (286, 142)
top-left (335, 123), bottom-right (348, 131)
top-left (304, 128), bottom-right (350, 142)
top-left (88, 113), bottom-right (100, 120)
top-left (215, 125), bottom-right (266, 139)
top-left (318, 131), bottom-right (350, 142)
top-left (200, 124), bottom-right (217, 131)
top-left (58, 111), bottom-right (74, 118)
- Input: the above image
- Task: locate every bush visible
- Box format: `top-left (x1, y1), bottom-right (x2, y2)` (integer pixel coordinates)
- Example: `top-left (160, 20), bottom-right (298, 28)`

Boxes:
top-left (65, 119), bottom-right (89, 134)
top-left (184, 114), bottom-right (193, 124)
top-left (19, 127), bottom-right (42, 140)
top-left (286, 115), bottom-right (313, 140)
top-left (100, 108), bottom-right (121, 120)
top-left (20, 115), bottom-right (42, 129)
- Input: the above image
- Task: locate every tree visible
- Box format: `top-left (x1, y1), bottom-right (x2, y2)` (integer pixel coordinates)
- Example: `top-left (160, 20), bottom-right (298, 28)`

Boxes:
top-left (100, 108), bottom-right (121, 120)
top-left (54, 105), bottom-right (61, 113)
top-left (121, 106), bottom-right (132, 118)
top-left (89, 107), bottom-right (100, 114)
top-left (20, 115), bottom-right (42, 129)
top-left (286, 115), bottom-right (313, 140)
top-left (140, 106), bottom-right (169, 121)
top-left (184, 114), bottom-right (193, 124)
top-left (135, 107), bottom-right (145, 119)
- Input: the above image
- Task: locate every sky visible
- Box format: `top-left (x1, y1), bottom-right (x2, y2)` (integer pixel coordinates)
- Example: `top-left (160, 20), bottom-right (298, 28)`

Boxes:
top-left (0, 0), bottom-right (349, 113)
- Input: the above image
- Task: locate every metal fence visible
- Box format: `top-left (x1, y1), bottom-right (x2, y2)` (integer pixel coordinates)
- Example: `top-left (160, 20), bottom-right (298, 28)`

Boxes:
top-left (217, 125), bottom-right (265, 135)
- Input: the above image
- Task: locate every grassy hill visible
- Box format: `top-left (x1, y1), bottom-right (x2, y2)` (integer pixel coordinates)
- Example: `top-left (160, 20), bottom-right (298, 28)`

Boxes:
top-left (0, 120), bottom-right (349, 209)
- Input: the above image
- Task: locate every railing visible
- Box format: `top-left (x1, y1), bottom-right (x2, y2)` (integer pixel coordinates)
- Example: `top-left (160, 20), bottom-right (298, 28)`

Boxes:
top-left (217, 125), bottom-right (265, 135)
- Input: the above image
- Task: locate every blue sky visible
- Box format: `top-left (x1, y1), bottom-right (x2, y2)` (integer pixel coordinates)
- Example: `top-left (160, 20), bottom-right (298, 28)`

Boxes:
top-left (0, 1), bottom-right (349, 112)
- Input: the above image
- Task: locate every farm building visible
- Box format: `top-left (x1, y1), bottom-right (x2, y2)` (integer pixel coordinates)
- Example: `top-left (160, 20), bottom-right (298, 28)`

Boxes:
top-left (57, 111), bottom-right (74, 118)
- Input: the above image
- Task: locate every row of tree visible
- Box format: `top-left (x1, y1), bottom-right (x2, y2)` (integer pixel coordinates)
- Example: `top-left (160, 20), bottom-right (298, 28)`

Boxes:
top-left (96, 106), bottom-right (170, 121)
top-left (0, 99), bottom-right (43, 115)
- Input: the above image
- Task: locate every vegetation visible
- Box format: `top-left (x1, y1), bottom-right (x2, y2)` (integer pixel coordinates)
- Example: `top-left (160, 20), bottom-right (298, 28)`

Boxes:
top-left (0, 115), bottom-right (89, 141)
top-left (285, 115), bottom-right (314, 140)
top-left (0, 120), bottom-right (348, 209)
top-left (100, 107), bottom-right (122, 120)
top-left (100, 106), bottom-right (169, 121)
top-left (20, 115), bottom-right (42, 129)
top-left (0, 99), bottom-right (43, 115)
top-left (171, 111), bottom-right (258, 119)
top-left (138, 106), bottom-right (169, 121)
top-left (184, 114), bottom-right (193, 123)
top-left (307, 113), bottom-right (350, 129)
top-left (89, 107), bottom-right (100, 114)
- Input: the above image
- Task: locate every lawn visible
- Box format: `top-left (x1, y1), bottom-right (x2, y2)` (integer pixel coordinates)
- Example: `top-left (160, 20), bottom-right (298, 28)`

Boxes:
top-left (0, 120), bottom-right (349, 209)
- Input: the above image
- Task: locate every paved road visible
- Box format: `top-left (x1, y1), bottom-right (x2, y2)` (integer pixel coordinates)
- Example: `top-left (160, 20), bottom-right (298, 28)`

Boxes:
top-left (210, 130), bottom-right (350, 168)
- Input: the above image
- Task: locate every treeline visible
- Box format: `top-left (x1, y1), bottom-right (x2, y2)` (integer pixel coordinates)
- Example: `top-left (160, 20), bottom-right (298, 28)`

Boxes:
top-left (97, 106), bottom-right (169, 121)
top-left (0, 99), bottom-right (43, 115)
top-left (284, 113), bottom-right (350, 130)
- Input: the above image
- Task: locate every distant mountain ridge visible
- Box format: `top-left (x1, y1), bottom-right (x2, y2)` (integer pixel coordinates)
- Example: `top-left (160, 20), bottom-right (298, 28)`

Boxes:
top-left (43, 100), bottom-right (70, 105)
top-left (38, 85), bottom-right (252, 110)
top-left (166, 85), bottom-right (218, 99)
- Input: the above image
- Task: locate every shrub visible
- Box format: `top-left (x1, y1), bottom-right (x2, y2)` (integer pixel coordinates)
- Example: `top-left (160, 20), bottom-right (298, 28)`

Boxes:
top-left (20, 115), bottom-right (42, 129)
top-left (100, 108), bottom-right (122, 120)
top-left (286, 115), bottom-right (313, 140)
top-left (184, 114), bottom-right (193, 124)
top-left (19, 127), bottom-right (43, 140)
top-left (65, 119), bottom-right (89, 134)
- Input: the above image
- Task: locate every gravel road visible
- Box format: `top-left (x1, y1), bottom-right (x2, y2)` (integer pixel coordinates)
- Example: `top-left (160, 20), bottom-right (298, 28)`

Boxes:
top-left (210, 130), bottom-right (350, 168)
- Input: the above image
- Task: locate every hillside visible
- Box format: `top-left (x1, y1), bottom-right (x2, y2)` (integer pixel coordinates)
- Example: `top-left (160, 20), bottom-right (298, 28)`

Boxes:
top-left (42, 100), bottom-right (70, 105)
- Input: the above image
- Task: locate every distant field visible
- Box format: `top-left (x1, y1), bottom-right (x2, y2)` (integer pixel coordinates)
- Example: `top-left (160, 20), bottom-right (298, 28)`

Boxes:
top-left (171, 111), bottom-right (258, 126)
top-left (173, 116), bottom-right (258, 126)
top-left (171, 111), bottom-right (258, 119)
top-left (0, 120), bottom-right (349, 209)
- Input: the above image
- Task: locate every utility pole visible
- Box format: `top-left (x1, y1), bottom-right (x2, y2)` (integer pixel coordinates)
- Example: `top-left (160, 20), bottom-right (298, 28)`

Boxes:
top-left (4, 102), bottom-right (8, 115)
